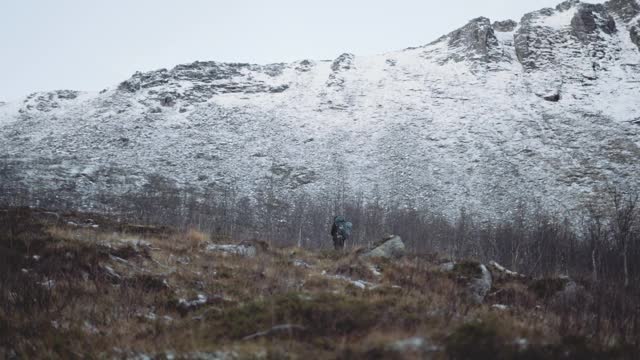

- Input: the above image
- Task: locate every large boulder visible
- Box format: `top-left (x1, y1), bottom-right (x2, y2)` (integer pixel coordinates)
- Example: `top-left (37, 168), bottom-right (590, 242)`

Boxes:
top-left (467, 263), bottom-right (493, 304)
top-left (441, 261), bottom-right (493, 304)
top-left (360, 235), bottom-right (406, 259)
top-left (529, 275), bottom-right (589, 307)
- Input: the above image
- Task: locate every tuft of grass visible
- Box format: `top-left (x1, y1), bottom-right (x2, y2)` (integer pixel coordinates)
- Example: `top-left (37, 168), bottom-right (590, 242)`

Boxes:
top-left (445, 318), bottom-right (506, 360)
top-left (452, 260), bottom-right (483, 278)
top-left (529, 278), bottom-right (569, 300)
top-left (185, 228), bottom-right (209, 249)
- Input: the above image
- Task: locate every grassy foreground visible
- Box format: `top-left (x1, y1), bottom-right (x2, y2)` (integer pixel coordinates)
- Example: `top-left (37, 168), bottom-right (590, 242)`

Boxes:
top-left (0, 208), bottom-right (637, 359)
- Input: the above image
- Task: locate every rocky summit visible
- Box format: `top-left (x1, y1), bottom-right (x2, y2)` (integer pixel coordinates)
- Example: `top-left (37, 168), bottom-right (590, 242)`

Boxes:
top-left (1, 0), bottom-right (640, 218)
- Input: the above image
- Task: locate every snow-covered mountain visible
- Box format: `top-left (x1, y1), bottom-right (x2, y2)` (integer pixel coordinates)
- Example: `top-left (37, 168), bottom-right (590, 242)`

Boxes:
top-left (1, 0), bottom-right (639, 219)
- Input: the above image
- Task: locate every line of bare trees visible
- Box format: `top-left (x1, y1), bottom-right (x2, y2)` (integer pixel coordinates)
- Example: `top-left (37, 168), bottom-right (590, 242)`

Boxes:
top-left (2, 173), bottom-right (639, 288)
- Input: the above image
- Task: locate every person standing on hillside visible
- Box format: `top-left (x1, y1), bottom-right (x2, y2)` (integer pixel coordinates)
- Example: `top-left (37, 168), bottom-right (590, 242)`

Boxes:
top-left (330, 216), bottom-right (352, 250)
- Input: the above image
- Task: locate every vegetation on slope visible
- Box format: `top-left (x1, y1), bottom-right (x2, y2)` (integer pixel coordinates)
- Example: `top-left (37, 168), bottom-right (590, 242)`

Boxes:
top-left (0, 207), bottom-right (639, 359)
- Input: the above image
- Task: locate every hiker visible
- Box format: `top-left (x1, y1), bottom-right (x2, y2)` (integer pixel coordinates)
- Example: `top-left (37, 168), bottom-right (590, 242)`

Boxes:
top-left (330, 216), bottom-right (352, 250)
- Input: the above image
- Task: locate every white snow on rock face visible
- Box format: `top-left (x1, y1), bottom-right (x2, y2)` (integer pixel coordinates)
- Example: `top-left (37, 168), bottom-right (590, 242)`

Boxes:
top-left (0, 0), bottom-right (639, 221)
top-left (535, 5), bottom-right (578, 29)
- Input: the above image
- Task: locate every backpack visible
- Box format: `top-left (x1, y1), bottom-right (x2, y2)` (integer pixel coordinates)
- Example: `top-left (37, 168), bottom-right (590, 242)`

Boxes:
top-left (335, 217), bottom-right (352, 239)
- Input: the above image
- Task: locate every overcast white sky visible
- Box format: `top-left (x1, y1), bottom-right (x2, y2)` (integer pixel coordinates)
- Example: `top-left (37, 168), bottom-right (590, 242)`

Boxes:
top-left (0, 0), bottom-right (605, 100)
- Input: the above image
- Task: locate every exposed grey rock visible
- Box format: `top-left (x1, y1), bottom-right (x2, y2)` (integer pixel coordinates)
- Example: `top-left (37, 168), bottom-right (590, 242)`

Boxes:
top-left (331, 53), bottom-right (355, 72)
top-left (570, 3), bottom-right (617, 43)
top-left (293, 259), bottom-right (312, 268)
top-left (550, 276), bottom-right (590, 305)
top-left (388, 336), bottom-right (441, 353)
top-left (444, 17), bottom-right (502, 63)
top-left (360, 235), bottom-right (406, 259)
top-left (606, 0), bottom-right (640, 22)
top-left (206, 243), bottom-right (257, 257)
top-left (491, 304), bottom-right (509, 310)
top-left (631, 22), bottom-right (640, 50)
top-left (439, 262), bottom-right (456, 272)
top-left (177, 294), bottom-right (208, 313)
top-left (117, 61), bottom-right (288, 100)
top-left (441, 262), bottom-right (493, 304)
top-left (295, 59), bottom-right (315, 72)
top-left (468, 264), bottom-right (493, 304)
top-left (493, 19), bottom-right (518, 32)
top-left (515, 1), bottom-right (617, 69)
top-left (557, 0), bottom-right (580, 12)
top-left (543, 92), bottom-right (561, 102)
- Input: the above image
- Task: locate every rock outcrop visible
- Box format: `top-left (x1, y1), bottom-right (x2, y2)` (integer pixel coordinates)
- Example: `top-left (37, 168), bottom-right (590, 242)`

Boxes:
top-left (441, 17), bottom-right (502, 63)
top-left (360, 235), bottom-right (406, 259)
top-left (606, 0), bottom-right (640, 22)
top-left (206, 243), bottom-right (258, 257)
top-left (492, 19), bottom-right (518, 32)
top-left (440, 261), bottom-right (493, 304)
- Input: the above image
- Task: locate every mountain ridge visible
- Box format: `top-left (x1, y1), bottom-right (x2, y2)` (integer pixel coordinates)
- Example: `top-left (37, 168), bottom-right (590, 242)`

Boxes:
top-left (1, 0), bottom-right (639, 220)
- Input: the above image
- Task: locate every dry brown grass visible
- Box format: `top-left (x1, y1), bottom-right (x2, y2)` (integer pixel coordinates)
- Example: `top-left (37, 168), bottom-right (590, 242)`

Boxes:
top-left (0, 208), bottom-right (638, 359)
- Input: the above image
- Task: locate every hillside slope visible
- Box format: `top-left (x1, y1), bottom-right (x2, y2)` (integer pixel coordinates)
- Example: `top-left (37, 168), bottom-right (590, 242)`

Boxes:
top-left (1, 0), bottom-right (640, 218)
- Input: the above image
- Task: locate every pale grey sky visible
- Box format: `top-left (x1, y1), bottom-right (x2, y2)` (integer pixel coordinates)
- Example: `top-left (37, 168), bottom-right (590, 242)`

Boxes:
top-left (0, 0), bottom-right (604, 100)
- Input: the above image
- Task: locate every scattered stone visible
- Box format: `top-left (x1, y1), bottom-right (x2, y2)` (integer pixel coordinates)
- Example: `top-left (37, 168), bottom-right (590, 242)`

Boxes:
top-left (388, 336), bottom-right (441, 353)
top-left (323, 272), bottom-right (379, 290)
top-left (39, 279), bottom-right (55, 290)
top-left (206, 243), bottom-right (257, 257)
top-left (177, 294), bottom-right (208, 314)
top-left (439, 262), bottom-right (456, 272)
top-left (360, 235), bottom-right (406, 259)
top-left (542, 92), bottom-right (561, 102)
top-left (293, 259), bottom-right (312, 268)
top-left (491, 304), bottom-right (509, 311)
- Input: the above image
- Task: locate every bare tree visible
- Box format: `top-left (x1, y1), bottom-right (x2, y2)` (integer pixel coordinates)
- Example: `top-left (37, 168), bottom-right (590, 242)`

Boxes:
top-left (609, 189), bottom-right (638, 288)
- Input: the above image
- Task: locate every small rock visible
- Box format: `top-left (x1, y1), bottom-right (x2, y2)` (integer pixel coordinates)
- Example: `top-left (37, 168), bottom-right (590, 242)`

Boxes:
top-left (439, 262), bottom-right (456, 272)
top-left (388, 336), bottom-right (441, 353)
top-left (206, 244), bottom-right (257, 257)
top-left (491, 304), bottom-right (509, 311)
top-left (542, 92), bottom-right (560, 102)
top-left (293, 259), bottom-right (312, 268)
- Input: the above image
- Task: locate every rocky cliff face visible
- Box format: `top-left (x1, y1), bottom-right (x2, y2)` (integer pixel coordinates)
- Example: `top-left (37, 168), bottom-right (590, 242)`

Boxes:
top-left (1, 0), bottom-right (639, 219)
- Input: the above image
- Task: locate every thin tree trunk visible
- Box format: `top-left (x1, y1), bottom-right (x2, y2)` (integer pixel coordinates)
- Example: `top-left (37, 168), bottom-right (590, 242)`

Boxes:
top-left (592, 248), bottom-right (598, 283)
top-left (623, 240), bottom-right (629, 288)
